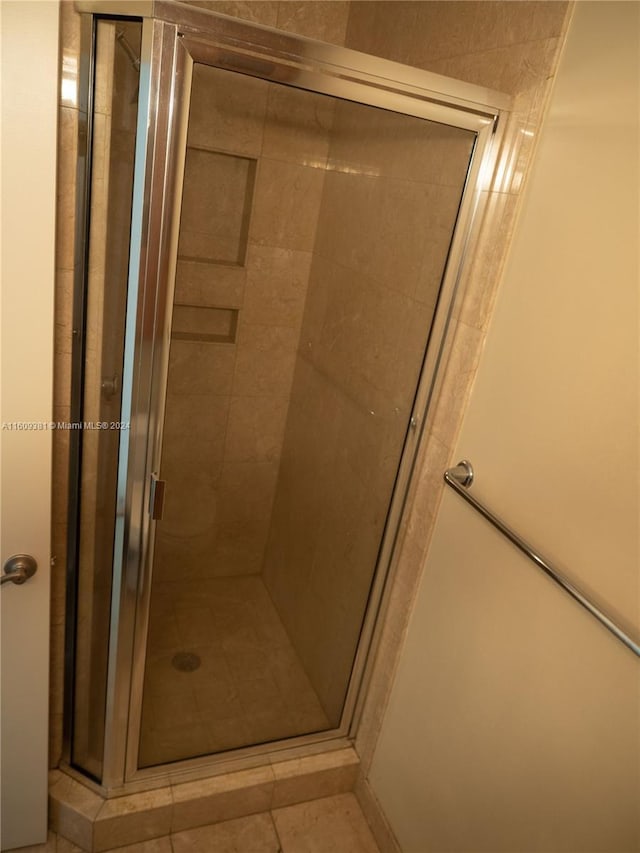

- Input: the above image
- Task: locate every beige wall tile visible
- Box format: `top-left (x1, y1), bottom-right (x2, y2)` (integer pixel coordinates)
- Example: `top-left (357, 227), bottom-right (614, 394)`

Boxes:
top-left (166, 341), bottom-right (236, 396)
top-left (171, 766), bottom-right (274, 832)
top-left (223, 396), bottom-right (289, 464)
top-left (55, 269), bottom-right (74, 354)
top-left (345, 2), bottom-right (425, 67)
top-left (271, 748), bottom-right (359, 808)
top-left (296, 256), bottom-right (331, 351)
top-left (93, 24), bottom-right (115, 117)
top-left (472, 0), bottom-right (569, 48)
top-left (59, 1), bottom-right (81, 109)
top-left (328, 100), bottom-right (474, 187)
top-left (179, 149), bottom-right (255, 265)
top-left (56, 176), bottom-right (77, 272)
top-left (403, 431), bottom-right (451, 550)
top-left (414, 185), bottom-right (467, 307)
top-left (175, 260), bottom-right (246, 309)
top-left (211, 460), bottom-right (280, 575)
top-left (51, 437), bottom-right (72, 507)
top-left (429, 319), bottom-right (484, 448)
top-left (276, 1), bottom-right (350, 44)
top-left (243, 245), bottom-right (312, 327)
top-left (427, 36), bottom-right (561, 98)
top-left (53, 352), bottom-right (71, 412)
top-left (139, 726), bottom-right (210, 769)
top-left (262, 86), bottom-right (335, 168)
top-left (162, 392), bottom-right (229, 466)
top-left (300, 259), bottom-right (364, 395)
top-left (93, 789), bottom-right (173, 852)
top-left (156, 454), bottom-right (222, 541)
top-left (232, 322), bottom-right (298, 396)
top-left (185, 0), bottom-right (355, 47)
top-left (58, 107), bottom-right (79, 192)
top-left (49, 772), bottom-right (103, 851)
top-left (172, 304), bottom-right (238, 344)
top-left (346, 1), bottom-right (569, 69)
top-left (314, 171), bottom-right (441, 297)
top-left (188, 63), bottom-right (268, 157)
top-left (152, 537), bottom-right (212, 584)
top-left (263, 353), bottom-right (412, 722)
top-left (250, 158), bottom-right (326, 252)
top-left (453, 191), bottom-right (519, 331)
top-left (183, 1), bottom-right (279, 27)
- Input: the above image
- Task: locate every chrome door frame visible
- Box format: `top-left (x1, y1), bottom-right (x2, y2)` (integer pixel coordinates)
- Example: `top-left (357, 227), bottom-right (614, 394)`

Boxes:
top-left (72, 0), bottom-right (511, 793)
top-left (100, 15), bottom-right (184, 790)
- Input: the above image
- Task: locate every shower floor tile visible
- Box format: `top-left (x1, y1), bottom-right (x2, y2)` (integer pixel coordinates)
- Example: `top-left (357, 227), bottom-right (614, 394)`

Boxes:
top-left (139, 575), bottom-right (330, 767)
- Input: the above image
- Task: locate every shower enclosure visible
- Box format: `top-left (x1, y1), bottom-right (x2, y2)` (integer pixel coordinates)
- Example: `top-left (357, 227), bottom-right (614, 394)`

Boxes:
top-left (65, 0), bottom-right (509, 792)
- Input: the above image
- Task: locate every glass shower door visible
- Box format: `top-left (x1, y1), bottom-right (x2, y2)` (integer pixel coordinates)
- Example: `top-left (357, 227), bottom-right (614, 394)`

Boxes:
top-left (138, 61), bottom-right (476, 768)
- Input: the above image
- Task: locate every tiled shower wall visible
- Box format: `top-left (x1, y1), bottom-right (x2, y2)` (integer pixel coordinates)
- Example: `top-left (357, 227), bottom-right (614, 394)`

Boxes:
top-left (263, 105), bottom-right (475, 723)
top-left (152, 6), bottom-right (354, 583)
top-left (153, 68), bottom-right (337, 581)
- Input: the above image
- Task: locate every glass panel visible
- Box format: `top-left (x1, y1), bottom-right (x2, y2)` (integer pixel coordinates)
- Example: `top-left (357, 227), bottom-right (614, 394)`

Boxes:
top-left (71, 18), bottom-right (141, 780)
top-left (139, 63), bottom-right (475, 767)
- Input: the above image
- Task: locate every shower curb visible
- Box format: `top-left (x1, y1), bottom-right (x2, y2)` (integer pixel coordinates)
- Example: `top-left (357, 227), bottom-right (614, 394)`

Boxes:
top-left (49, 747), bottom-right (359, 852)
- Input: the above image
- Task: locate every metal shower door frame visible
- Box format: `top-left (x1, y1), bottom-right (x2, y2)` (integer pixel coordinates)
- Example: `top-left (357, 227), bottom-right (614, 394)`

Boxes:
top-left (72, 0), bottom-right (511, 793)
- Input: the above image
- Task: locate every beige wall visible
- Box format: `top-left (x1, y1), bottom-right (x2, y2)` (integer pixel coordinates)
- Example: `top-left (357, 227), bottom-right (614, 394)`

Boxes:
top-left (367, 3), bottom-right (640, 851)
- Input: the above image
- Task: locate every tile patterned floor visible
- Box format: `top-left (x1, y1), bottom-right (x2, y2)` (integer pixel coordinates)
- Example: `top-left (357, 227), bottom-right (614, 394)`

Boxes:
top-left (14, 793), bottom-right (381, 853)
top-left (140, 575), bottom-right (330, 766)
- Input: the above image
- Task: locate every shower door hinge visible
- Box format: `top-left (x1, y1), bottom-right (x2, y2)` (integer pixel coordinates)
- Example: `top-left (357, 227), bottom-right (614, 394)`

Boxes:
top-left (149, 473), bottom-right (166, 521)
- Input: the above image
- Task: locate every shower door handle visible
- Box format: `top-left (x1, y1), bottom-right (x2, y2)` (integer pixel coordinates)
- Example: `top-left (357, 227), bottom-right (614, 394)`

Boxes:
top-left (149, 474), bottom-right (166, 521)
top-left (1, 554), bottom-right (38, 586)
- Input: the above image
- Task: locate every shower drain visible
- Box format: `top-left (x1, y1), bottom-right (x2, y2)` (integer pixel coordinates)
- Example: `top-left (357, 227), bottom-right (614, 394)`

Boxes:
top-left (171, 652), bottom-right (201, 672)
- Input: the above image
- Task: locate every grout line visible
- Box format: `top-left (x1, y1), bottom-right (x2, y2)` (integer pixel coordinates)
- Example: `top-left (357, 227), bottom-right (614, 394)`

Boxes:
top-left (267, 809), bottom-right (284, 853)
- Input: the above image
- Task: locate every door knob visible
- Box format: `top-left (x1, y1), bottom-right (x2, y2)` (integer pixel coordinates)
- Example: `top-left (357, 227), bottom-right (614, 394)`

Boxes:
top-left (1, 554), bottom-right (38, 586)
top-left (101, 374), bottom-right (120, 400)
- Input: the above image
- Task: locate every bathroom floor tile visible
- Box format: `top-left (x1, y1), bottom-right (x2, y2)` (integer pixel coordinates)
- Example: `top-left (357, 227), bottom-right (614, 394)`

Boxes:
top-left (140, 575), bottom-right (329, 766)
top-left (41, 786), bottom-right (380, 852)
top-left (273, 792), bottom-right (381, 853)
top-left (57, 839), bottom-right (85, 853)
top-left (102, 840), bottom-right (173, 853)
top-left (171, 813), bottom-right (280, 853)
